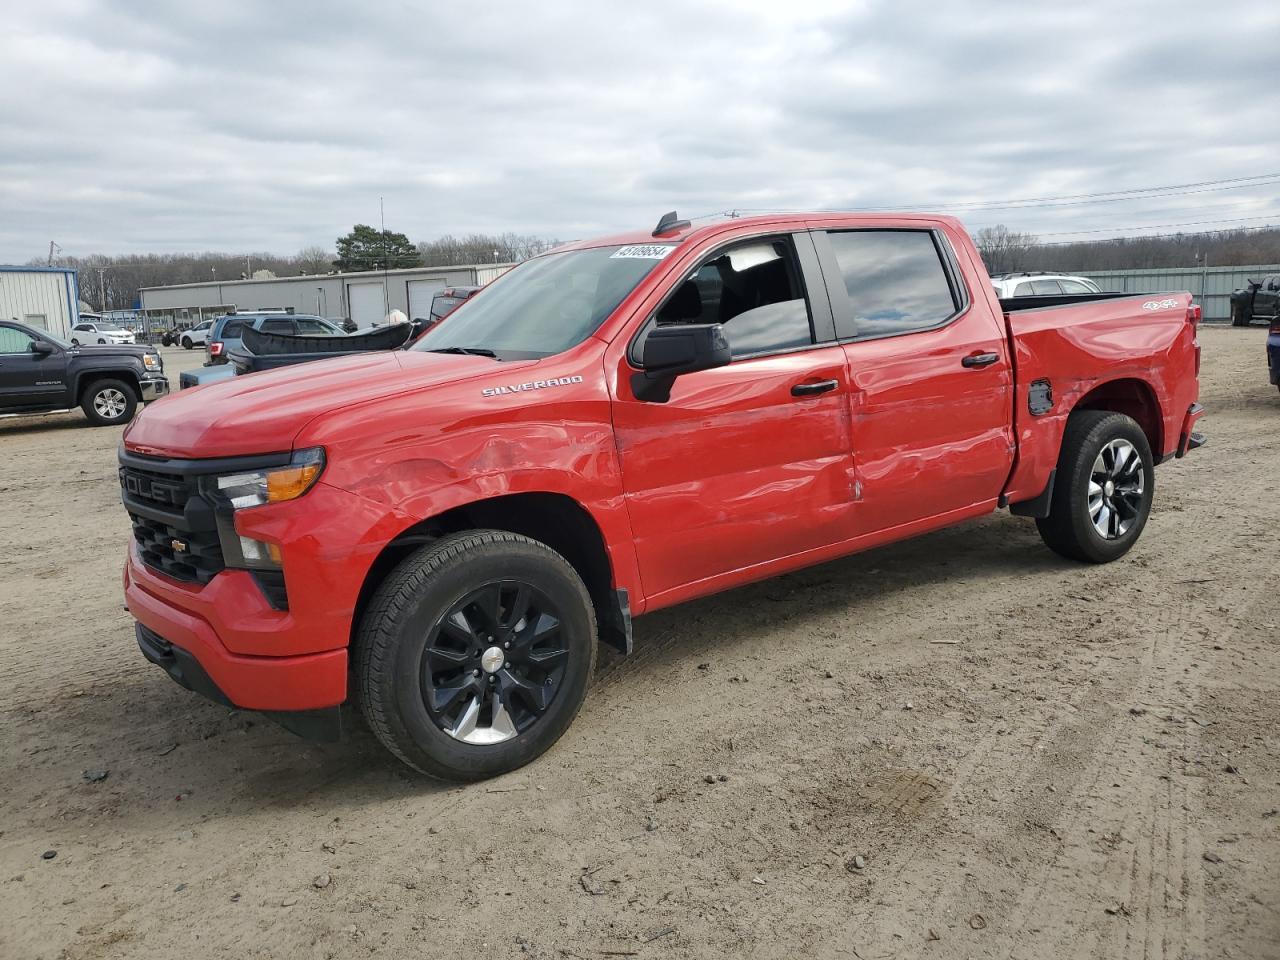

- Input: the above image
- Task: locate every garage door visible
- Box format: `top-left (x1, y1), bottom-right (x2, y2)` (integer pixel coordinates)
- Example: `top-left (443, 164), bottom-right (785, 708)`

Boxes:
top-left (407, 279), bottom-right (446, 323)
top-left (347, 282), bottom-right (386, 327)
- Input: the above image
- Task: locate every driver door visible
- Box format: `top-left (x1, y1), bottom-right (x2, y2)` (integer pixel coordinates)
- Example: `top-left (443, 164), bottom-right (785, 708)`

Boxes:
top-left (0, 324), bottom-right (65, 406)
top-left (609, 232), bottom-right (857, 606)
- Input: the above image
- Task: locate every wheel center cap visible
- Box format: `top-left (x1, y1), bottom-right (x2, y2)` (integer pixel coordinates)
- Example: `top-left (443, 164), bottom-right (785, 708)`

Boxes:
top-left (1103, 480), bottom-right (1115, 497)
top-left (480, 646), bottom-right (505, 674)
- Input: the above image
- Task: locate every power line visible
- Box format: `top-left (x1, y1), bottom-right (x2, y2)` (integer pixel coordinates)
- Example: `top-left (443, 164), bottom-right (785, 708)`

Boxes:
top-left (690, 172), bottom-right (1280, 220)
top-left (1028, 214), bottom-right (1280, 239)
top-left (1034, 221), bottom-right (1280, 247)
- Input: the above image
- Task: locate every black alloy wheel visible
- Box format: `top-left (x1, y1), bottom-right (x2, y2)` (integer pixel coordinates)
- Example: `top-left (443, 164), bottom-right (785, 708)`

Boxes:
top-left (422, 581), bottom-right (570, 744)
top-left (356, 531), bottom-right (596, 781)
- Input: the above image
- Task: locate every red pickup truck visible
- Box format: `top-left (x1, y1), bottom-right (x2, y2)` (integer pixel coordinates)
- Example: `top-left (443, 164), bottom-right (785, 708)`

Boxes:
top-left (119, 212), bottom-right (1205, 780)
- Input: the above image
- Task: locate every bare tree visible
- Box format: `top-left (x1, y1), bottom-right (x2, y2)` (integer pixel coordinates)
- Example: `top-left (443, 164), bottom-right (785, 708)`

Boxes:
top-left (416, 232), bottom-right (562, 266)
top-left (296, 245), bottom-right (335, 275)
top-left (974, 225), bottom-right (1040, 275)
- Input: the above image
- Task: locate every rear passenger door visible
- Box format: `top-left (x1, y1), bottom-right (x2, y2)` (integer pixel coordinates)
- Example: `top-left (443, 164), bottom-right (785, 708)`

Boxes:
top-left (814, 227), bottom-right (1015, 535)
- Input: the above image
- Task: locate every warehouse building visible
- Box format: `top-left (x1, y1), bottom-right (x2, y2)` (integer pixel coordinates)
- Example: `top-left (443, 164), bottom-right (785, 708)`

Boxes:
top-left (0, 266), bottom-right (81, 339)
top-left (138, 263), bottom-right (514, 331)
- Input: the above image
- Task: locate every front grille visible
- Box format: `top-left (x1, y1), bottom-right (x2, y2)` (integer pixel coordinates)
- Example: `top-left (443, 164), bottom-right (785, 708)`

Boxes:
top-left (120, 461), bottom-right (225, 585)
top-left (119, 464), bottom-right (194, 510)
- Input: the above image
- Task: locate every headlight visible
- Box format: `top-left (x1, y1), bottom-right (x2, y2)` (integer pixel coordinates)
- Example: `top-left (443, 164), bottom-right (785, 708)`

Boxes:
top-left (200, 448), bottom-right (325, 569)
top-left (143, 353), bottom-right (162, 372)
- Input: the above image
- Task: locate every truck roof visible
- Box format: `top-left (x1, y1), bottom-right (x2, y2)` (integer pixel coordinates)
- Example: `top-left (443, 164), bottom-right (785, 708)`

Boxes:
top-left (555, 211), bottom-right (969, 254)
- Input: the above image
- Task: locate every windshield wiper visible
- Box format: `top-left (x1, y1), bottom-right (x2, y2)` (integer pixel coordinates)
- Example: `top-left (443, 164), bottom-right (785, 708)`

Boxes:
top-left (426, 346), bottom-right (498, 358)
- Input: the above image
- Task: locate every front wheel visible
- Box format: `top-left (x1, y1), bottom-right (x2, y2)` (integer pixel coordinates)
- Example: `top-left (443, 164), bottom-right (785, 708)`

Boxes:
top-left (1036, 410), bottom-right (1155, 563)
top-left (81, 378), bottom-right (138, 426)
top-left (355, 531), bottom-right (597, 781)
top-left (181, 337), bottom-right (193, 349)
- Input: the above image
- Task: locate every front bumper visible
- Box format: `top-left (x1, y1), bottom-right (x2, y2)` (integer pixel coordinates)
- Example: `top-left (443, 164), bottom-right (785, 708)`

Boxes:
top-left (125, 547), bottom-right (349, 712)
top-left (135, 621), bottom-right (344, 740)
top-left (140, 376), bottom-right (169, 401)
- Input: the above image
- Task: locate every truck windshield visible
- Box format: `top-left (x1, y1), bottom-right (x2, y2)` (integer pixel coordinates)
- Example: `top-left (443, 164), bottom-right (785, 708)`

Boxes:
top-left (412, 245), bottom-right (673, 360)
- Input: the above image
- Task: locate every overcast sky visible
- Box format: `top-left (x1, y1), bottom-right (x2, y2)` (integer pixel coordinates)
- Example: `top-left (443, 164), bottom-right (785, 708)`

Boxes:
top-left (3, 0), bottom-right (1279, 262)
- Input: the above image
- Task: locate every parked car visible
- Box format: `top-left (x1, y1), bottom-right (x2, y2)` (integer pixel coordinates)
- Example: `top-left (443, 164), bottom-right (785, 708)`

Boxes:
top-left (205, 312), bottom-right (341, 364)
top-left (119, 211), bottom-right (1204, 781)
top-left (180, 320), bottom-right (214, 350)
top-left (0, 319), bottom-right (168, 426)
top-left (990, 272), bottom-right (1102, 298)
top-left (1231, 275), bottom-right (1280, 327)
top-left (70, 319), bottom-right (136, 346)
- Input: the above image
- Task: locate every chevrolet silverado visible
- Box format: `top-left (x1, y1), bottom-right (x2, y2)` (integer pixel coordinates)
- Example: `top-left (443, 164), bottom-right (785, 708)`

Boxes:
top-left (118, 211), bottom-right (1205, 781)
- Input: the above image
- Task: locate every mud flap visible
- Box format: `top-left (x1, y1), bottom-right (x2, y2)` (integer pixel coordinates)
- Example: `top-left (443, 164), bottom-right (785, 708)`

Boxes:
top-left (599, 587), bottom-right (633, 655)
top-left (1009, 469), bottom-right (1057, 519)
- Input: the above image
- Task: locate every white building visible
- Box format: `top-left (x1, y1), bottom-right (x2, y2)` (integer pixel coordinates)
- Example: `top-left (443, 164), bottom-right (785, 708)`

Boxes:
top-left (139, 263), bottom-right (514, 330)
top-left (0, 266), bottom-right (81, 339)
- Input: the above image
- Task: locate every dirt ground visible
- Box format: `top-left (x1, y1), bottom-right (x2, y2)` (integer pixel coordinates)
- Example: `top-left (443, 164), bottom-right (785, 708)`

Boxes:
top-left (1, 329), bottom-right (1277, 960)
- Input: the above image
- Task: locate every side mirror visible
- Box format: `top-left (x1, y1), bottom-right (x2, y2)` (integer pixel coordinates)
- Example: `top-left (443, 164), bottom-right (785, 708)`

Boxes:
top-left (30, 340), bottom-right (55, 356)
top-left (632, 323), bottom-right (731, 402)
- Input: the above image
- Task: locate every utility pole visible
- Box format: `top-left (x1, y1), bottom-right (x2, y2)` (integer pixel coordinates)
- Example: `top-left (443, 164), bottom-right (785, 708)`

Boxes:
top-left (380, 196), bottom-right (389, 319)
top-left (47, 241), bottom-right (58, 266)
top-left (98, 268), bottom-right (107, 313)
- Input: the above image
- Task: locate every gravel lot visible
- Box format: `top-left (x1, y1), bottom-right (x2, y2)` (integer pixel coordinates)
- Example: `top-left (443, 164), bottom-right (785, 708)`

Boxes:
top-left (2, 330), bottom-right (1277, 960)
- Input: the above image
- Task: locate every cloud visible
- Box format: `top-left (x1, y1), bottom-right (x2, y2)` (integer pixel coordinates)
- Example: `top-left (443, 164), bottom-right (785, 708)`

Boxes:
top-left (1, 0), bottom-right (1278, 261)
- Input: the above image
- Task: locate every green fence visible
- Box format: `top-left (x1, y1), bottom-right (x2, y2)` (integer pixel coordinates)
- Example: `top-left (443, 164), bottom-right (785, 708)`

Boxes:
top-left (1078, 264), bottom-right (1279, 323)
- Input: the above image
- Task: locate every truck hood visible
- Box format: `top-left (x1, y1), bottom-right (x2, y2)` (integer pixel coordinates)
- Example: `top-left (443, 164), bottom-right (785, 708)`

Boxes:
top-left (73, 343), bottom-right (153, 360)
top-left (124, 350), bottom-right (515, 458)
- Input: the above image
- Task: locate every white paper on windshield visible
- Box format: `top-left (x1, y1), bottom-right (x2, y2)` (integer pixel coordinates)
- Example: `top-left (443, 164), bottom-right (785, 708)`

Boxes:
top-left (610, 244), bottom-right (676, 260)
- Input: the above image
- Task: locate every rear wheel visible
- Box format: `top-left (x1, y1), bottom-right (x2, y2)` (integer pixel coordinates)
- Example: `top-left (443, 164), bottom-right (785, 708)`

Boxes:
top-left (355, 531), bottom-right (597, 781)
top-left (1036, 410), bottom-right (1155, 563)
top-left (81, 378), bottom-right (137, 426)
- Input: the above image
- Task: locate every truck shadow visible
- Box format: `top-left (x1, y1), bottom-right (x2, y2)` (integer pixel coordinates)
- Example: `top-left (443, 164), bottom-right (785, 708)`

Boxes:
top-left (7, 510), bottom-right (1081, 829)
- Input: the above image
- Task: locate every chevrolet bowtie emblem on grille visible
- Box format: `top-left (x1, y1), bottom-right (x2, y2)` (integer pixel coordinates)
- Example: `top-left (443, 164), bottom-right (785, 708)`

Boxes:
top-left (171, 538), bottom-right (189, 553)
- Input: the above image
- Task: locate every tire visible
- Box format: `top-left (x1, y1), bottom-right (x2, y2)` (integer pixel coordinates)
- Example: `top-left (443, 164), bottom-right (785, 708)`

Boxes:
top-left (355, 530), bottom-right (597, 781)
top-left (97, 338), bottom-right (106, 344)
top-left (70, 338), bottom-right (80, 347)
top-left (1036, 410), bottom-right (1155, 563)
top-left (1230, 303), bottom-right (1249, 327)
top-left (80, 378), bottom-right (138, 427)
top-left (181, 337), bottom-right (193, 350)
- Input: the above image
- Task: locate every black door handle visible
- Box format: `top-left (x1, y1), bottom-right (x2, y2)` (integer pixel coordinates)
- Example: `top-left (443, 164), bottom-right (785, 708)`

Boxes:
top-left (791, 379), bottom-right (839, 397)
top-left (962, 351), bottom-right (1000, 369)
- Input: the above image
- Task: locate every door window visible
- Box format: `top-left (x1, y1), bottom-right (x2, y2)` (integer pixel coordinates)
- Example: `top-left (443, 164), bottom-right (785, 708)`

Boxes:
top-left (294, 318), bottom-right (334, 334)
top-left (654, 237), bottom-right (813, 358)
top-left (1060, 279), bottom-right (1094, 294)
top-left (826, 231), bottom-right (959, 338)
top-left (0, 327), bottom-right (36, 354)
top-left (1030, 280), bottom-right (1064, 295)
top-left (259, 318), bottom-right (295, 334)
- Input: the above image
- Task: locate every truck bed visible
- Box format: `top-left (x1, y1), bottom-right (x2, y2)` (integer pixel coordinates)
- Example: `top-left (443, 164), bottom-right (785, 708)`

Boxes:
top-left (1000, 290), bottom-right (1201, 507)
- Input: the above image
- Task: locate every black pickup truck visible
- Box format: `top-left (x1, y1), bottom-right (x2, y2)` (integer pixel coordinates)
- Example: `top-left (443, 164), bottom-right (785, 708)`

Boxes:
top-left (0, 320), bottom-right (169, 426)
top-left (1230, 275), bottom-right (1280, 326)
